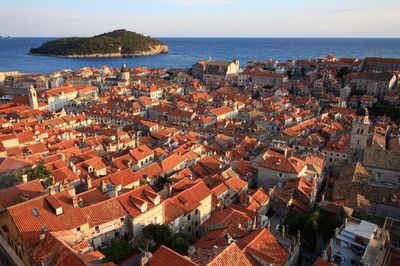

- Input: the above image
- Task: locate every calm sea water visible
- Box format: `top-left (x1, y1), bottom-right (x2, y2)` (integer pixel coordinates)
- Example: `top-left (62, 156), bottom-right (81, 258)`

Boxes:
top-left (0, 37), bottom-right (400, 74)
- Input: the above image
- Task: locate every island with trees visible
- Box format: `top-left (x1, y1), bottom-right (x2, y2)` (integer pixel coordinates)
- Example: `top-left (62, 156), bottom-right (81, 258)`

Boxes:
top-left (29, 29), bottom-right (168, 58)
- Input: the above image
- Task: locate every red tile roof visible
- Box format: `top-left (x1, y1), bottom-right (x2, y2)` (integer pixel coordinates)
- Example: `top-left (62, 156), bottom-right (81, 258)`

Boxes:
top-left (117, 185), bottom-right (162, 217)
top-left (0, 179), bottom-right (45, 209)
top-left (82, 198), bottom-right (127, 227)
top-left (0, 157), bottom-right (33, 174)
top-left (7, 190), bottom-right (88, 247)
top-left (237, 228), bottom-right (289, 266)
top-left (192, 242), bottom-right (252, 266)
top-left (149, 245), bottom-right (198, 266)
top-left (106, 168), bottom-right (140, 187)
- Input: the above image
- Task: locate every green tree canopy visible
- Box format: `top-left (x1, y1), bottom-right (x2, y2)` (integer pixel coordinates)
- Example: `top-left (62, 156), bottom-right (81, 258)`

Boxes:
top-left (26, 165), bottom-right (53, 188)
top-left (142, 224), bottom-right (189, 255)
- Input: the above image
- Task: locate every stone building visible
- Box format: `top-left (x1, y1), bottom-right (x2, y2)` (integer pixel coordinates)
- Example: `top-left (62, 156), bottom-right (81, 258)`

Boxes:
top-left (350, 107), bottom-right (370, 150)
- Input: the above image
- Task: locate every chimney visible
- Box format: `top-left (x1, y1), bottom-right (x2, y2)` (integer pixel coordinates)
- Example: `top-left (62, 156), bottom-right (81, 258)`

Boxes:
top-left (227, 233), bottom-right (233, 244)
top-left (101, 180), bottom-right (107, 193)
top-left (297, 230), bottom-right (301, 242)
top-left (281, 225), bottom-right (286, 237)
top-left (69, 162), bottom-right (77, 173)
top-left (188, 246), bottom-right (196, 257)
top-left (334, 227), bottom-right (340, 236)
top-left (284, 148), bottom-right (288, 158)
top-left (322, 250), bottom-right (327, 260)
top-left (140, 252), bottom-right (152, 266)
top-left (266, 220), bottom-right (271, 231)
top-left (49, 187), bottom-right (56, 195)
top-left (86, 176), bottom-right (92, 190)
top-left (252, 215), bottom-right (257, 230)
top-left (329, 238), bottom-right (334, 249)
top-left (72, 195), bottom-right (79, 207)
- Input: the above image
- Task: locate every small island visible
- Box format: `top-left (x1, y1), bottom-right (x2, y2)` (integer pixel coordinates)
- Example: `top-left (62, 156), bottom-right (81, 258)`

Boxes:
top-left (29, 29), bottom-right (168, 58)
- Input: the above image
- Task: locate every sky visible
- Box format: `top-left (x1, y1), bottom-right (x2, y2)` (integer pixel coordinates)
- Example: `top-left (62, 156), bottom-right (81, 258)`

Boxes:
top-left (0, 0), bottom-right (399, 37)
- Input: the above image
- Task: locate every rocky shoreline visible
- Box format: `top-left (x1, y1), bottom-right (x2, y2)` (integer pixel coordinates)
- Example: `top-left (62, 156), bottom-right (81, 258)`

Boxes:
top-left (29, 44), bottom-right (169, 58)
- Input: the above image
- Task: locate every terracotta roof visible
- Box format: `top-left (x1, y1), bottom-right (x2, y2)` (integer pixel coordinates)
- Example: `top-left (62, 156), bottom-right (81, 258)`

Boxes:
top-left (237, 228), bottom-right (289, 266)
top-left (0, 157), bottom-right (33, 174)
top-left (7, 190), bottom-right (88, 247)
top-left (165, 180), bottom-right (211, 222)
top-left (130, 144), bottom-right (153, 161)
top-left (31, 231), bottom-right (88, 266)
top-left (106, 168), bottom-right (140, 187)
top-left (210, 106), bottom-right (235, 117)
top-left (117, 185), bottom-right (162, 217)
top-left (225, 177), bottom-right (248, 193)
top-left (192, 242), bottom-right (252, 266)
top-left (149, 245), bottom-right (198, 266)
top-left (82, 198), bottom-right (127, 227)
top-left (314, 257), bottom-right (338, 266)
top-left (76, 188), bottom-right (109, 207)
top-left (133, 162), bottom-right (163, 181)
top-left (201, 205), bottom-right (254, 229)
top-left (52, 167), bottom-right (80, 183)
top-left (0, 179), bottom-right (45, 209)
top-left (161, 154), bottom-right (187, 172)
top-left (259, 155), bottom-right (305, 174)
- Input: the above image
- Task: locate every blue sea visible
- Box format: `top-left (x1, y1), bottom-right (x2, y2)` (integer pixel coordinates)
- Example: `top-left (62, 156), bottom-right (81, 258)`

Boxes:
top-left (1, 38), bottom-right (400, 74)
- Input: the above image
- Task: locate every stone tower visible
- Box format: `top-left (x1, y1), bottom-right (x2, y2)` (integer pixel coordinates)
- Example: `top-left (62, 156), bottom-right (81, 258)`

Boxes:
top-left (120, 63), bottom-right (130, 81)
top-left (350, 106), bottom-right (370, 150)
top-left (28, 85), bottom-right (39, 110)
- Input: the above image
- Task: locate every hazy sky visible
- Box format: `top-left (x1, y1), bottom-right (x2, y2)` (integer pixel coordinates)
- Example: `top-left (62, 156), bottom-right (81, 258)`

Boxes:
top-left (1, 0), bottom-right (399, 37)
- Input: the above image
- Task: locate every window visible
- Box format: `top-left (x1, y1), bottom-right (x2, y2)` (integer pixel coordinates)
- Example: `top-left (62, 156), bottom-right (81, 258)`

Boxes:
top-left (376, 172), bottom-right (383, 181)
top-left (188, 214), bottom-right (191, 221)
top-left (31, 208), bottom-right (40, 217)
top-left (76, 227), bottom-right (81, 232)
top-left (120, 217), bottom-right (125, 222)
top-left (95, 226), bottom-right (100, 232)
top-left (187, 226), bottom-right (191, 233)
top-left (195, 209), bottom-right (199, 215)
top-left (278, 173), bottom-right (283, 178)
top-left (195, 221), bottom-right (199, 226)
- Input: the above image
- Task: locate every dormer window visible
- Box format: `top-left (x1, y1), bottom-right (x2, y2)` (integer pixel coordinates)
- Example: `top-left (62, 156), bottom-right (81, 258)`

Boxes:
top-left (129, 196), bottom-right (148, 212)
top-left (88, 165), bottom-right (93, 172)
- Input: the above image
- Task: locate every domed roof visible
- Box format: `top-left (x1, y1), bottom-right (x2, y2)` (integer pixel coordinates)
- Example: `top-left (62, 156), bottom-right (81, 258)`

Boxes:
top-left (356, 106), bottom-right (369, 117)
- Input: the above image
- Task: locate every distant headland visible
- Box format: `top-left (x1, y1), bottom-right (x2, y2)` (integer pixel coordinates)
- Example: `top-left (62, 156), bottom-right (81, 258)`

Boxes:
top-left (29, 29), bottom-right (168, 58)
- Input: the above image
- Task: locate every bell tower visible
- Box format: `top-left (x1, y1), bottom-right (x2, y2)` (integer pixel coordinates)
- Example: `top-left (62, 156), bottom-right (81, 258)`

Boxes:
top-left (120, 63), bottom-right (130, 81)
top-left (350, 106), bottom-right (370, 150)
top-left (28, 85), bottom-right (39, 110)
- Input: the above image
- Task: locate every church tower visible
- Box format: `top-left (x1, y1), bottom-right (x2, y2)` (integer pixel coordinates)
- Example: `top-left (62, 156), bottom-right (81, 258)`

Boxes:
top-left (28, 85), bottom-right (39, 110)
top-left (120, 63), bottom-right (130, 81)
top-left (350, 106), bottom-right (370, 150)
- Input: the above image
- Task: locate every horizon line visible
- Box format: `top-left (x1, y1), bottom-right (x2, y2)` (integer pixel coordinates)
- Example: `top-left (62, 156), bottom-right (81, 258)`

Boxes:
top-left (3, 36), bottom-right (400, 39)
